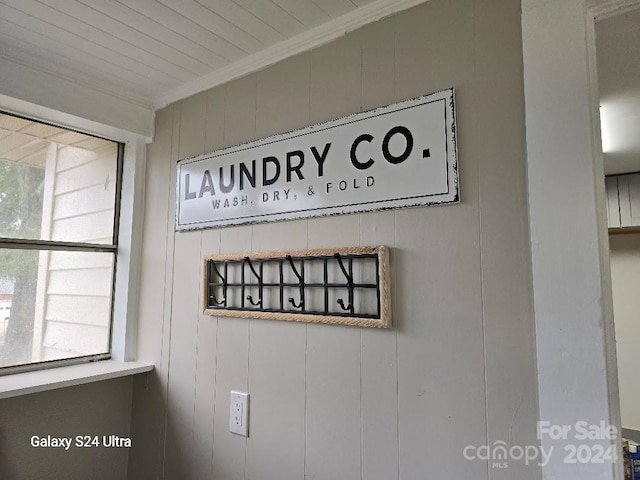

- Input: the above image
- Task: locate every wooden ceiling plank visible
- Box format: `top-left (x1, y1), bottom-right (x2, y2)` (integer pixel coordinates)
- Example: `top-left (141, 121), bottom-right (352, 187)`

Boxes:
top-left (0, 129), bottom-right (14, 142)
top-left (0, 0), bottom-right (195, 84)
top-left (76, 0), bottom-right (228, 68)
top-left (269, 0), bottom-right (331, 28)
top-left (155, 0), bottom-right (266, 53)
top-left (2, 138), bottom-right (49, 162)
top-left (195, 0), bottom-right (285, 45)
top-left (229, 0), bottom-right (306, 37)
top-left (47, 130), bottom-right (93, 146)
top-left (0, 24), bottom-right (175, 96)
top-left (38, 0), bottom-right (214, 76)
top-left (16, 148), bottom-right (50, 167)
top-left (119, 0), bottom-right (247, 61)
top-left (17, 122), bottom-right (66, 138)
top-left (0, 11), bottom-right (181, 92)
top-left (0, 116), bottom-right (107, 150)
top-left (0, 132), bottom-right (35, 156)
top-left (309, 0), bottom-right (358, 18)
top-left (71, 137), bottom-right (112, 151)
top-left (0, 114), bottom-right (32, 132)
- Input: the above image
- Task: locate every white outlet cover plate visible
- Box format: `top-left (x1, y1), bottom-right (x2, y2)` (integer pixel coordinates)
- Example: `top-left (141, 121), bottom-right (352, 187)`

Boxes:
top-left (230, 391), bottom-right (249, 436)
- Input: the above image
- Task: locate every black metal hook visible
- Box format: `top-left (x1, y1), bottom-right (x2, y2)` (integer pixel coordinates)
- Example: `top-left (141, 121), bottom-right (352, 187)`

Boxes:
top-left (334, 253), bottom-right (352, 283)
top-left (286, 255), bottom-right (304, 309)
top-left (334, 253), bottom-right (354, 314)
top-left (288, 297), bottom-right (303, 309)
top-left (286, 255), bottom-right (303, 282)
top-left (210, 295), bottom-right (226, 307)
top-left (211, 261), bottom-right (226, 284)
top-left (246, 295), bottom-right (261, 306)
top-left (336, 298), bottom-right (352, 311)
top-left (245, 257), bottom-right (261, 282)
top-left (244, 257), bottom-right (263, 307)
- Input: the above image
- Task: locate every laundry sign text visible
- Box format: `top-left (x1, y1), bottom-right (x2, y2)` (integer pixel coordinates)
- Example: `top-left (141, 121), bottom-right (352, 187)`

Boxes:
top-left (176, 88), bottom-right (458, 230)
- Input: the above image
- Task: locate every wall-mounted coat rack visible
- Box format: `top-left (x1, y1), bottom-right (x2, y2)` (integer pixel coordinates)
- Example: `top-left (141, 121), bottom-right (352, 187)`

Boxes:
top-left (203, 246), bottom-right (391, 328)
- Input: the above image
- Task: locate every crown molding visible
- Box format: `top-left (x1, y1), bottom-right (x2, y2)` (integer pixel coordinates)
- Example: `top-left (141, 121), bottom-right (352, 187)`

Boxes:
top-left (153, 0), bottom-right (429, 109)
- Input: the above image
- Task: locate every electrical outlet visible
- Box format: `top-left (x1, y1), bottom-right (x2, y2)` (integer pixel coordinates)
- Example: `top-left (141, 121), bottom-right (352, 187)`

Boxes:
top-left (229, 391), bottom-right (249, 436)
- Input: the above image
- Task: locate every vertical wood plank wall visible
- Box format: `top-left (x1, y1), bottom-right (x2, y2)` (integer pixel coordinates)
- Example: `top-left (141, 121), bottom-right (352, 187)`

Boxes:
top-left (130, 0), bottom-right (540, 478)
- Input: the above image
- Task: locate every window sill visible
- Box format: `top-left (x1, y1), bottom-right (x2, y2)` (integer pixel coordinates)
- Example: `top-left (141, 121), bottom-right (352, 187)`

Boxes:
top-left (0, 360), bottom-right (153, 400)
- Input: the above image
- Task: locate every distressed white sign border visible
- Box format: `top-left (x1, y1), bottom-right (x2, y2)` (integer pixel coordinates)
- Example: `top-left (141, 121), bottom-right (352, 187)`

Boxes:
top-left (176, 88), bottom-right (458, 231)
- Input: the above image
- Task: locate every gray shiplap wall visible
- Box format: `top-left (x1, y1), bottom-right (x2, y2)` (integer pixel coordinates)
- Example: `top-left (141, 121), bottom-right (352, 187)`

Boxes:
top-left (129, 0), bottom-right (541, 478)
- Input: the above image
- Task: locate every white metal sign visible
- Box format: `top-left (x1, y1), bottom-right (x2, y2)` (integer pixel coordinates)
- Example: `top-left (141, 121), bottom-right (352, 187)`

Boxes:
top-left (176, 88), bottom-right (458, 230)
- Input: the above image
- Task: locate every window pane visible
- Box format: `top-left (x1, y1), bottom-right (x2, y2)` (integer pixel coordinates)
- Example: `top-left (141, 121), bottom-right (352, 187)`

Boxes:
top-left (0, 248), bottom-right (114, 368)
top-left (0, 113), bottom-right (118, 244)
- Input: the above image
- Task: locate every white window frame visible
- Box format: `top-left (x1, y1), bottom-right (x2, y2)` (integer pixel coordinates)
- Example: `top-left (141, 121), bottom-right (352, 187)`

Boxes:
top-left (0, 94), bottom-right (152, 397)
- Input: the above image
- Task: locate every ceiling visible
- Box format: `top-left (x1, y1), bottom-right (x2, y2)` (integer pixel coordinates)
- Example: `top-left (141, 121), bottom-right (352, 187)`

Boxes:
top-left (0, 1), bottom-right (637, 167)
top-left (596, 6), bottom-right (640, 175)
top-left (0, 112), bottom-right (114, 167)
top-left (0, 0), bottom-right (421, 111)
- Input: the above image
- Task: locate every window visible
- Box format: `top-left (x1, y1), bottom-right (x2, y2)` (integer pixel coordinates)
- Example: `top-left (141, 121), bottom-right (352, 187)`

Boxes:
top-left (0, 111), bottom-right (123, 373)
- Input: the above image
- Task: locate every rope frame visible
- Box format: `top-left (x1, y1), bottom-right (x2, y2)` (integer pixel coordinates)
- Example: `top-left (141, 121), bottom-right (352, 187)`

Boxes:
top-left (202, 245), bottom-right (391, 328)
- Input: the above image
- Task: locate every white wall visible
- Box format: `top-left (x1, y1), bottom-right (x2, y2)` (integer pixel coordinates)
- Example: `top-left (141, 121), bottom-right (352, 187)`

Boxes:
top-left (610, 233), bottom-right (640, 432)
top-left (129, 1), bottom-right (540, 479)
